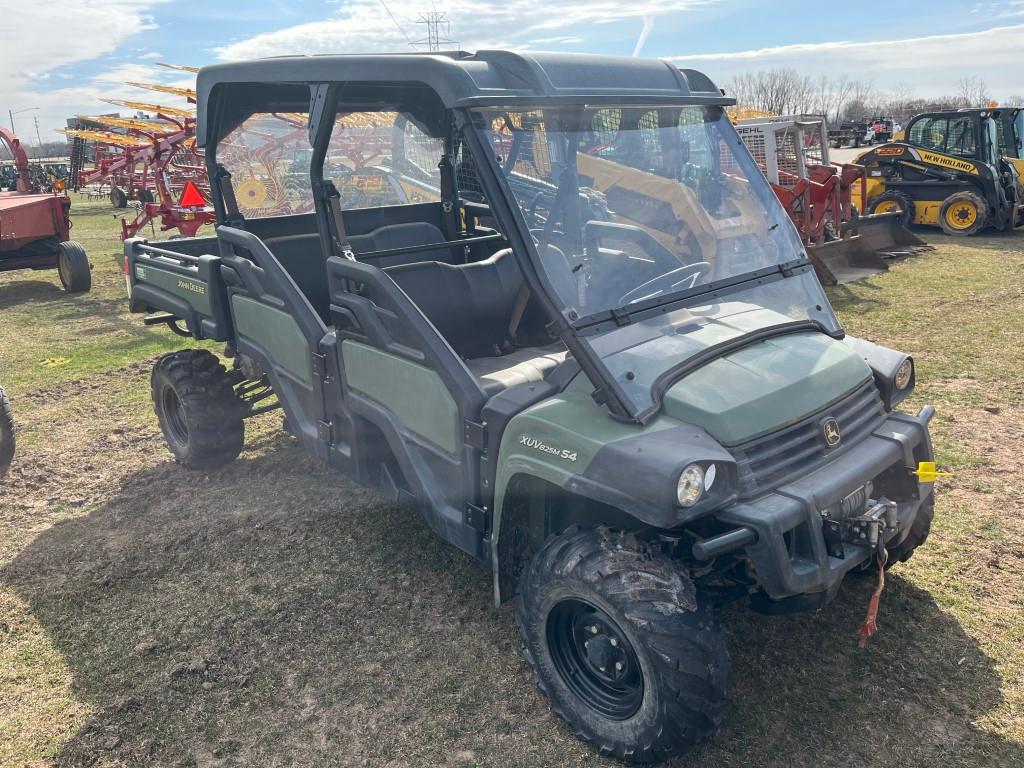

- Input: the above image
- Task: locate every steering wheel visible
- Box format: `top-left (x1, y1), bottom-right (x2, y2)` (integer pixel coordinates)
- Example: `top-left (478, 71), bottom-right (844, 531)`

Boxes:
top-left (618, 262), bottom-right (711, 306)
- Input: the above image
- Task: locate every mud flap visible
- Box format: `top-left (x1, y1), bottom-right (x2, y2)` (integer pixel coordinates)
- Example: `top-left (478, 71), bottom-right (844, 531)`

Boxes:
top-left (809, 212), bottom-right (932, 285)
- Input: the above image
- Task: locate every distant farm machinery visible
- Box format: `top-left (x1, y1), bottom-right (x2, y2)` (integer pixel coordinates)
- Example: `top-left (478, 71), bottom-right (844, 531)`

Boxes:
top-left (63, 73), bottom-right (216, 240)
top-left (64, 65), bottom-right (440, 240)
top-left (734, 114), bottom-right (930, 284)
top-left (0, 126), bottom-right (90, 292)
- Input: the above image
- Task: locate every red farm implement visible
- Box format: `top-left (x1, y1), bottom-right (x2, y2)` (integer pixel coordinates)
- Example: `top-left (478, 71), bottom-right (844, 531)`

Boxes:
top-left (734, 114), bottom-right (930, 284)
top-left (64, 73), bottom-right (215, 240)
top-left (65, 66), bottom-right (412, 239)
top-left (0, 126), bottom-right (90, 292)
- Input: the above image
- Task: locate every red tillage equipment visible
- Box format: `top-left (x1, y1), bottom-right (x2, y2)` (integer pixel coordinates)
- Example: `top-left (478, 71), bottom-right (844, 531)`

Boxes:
top-left (0, 127), bottom-right (90, 293)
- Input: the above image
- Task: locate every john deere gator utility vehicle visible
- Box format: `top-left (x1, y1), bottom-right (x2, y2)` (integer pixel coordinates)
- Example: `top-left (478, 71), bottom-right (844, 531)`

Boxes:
top-left (857, 108), bottom-right (1022, 236)
top-left (125, 51), bottom-right (938, 763)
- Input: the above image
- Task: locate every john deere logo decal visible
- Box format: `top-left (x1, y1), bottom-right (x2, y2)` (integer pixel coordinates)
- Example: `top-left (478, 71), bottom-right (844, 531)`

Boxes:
top-left (177, 278), bottom-right (206, 297)
top-left (822, 417), bottom-right (842, 448)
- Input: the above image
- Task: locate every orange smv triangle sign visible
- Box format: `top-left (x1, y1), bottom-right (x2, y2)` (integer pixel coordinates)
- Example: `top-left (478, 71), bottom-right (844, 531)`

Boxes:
top-left (178, 181), bottom-right (206, 208)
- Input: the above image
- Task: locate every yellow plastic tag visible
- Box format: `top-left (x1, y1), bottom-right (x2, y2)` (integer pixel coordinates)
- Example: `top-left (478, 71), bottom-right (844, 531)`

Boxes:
top-left (912, 461), bottom-right (953, 483)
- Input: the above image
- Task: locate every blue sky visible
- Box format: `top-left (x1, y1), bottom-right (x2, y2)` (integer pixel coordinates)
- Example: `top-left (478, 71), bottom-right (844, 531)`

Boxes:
top-left (5, 0), bottom-right (1024, 139)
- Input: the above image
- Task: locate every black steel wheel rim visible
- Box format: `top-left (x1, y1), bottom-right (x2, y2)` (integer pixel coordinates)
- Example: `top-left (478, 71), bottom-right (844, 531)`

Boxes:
top-left (162, 386), bottom-right (189, 444)
top-left (546, 598), bottom-right (644, 720)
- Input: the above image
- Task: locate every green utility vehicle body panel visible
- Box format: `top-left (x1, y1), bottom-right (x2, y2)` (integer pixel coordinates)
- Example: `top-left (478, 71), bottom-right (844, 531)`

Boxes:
top-left (341, 340), bottom-right (461, 455)
top-left (231, 295), bottom-right (312, 386)
top-left (492, 332), bottom-right (872, 542)
top-left (135, 264), bottom-right (212, 315)
top-left (491, 391), bottom-right (671, 537)
top-left (661, 332), bottom-right (872, 446)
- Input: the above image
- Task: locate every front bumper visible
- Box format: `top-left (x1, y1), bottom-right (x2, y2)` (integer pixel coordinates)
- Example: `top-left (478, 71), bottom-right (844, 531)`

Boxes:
top-left (715, 405), bottom-right (935, 608)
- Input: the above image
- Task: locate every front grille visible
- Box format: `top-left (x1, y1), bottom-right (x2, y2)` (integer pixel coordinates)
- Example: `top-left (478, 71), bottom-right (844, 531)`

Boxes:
top-left (730, 379), bottom-right (886, 498)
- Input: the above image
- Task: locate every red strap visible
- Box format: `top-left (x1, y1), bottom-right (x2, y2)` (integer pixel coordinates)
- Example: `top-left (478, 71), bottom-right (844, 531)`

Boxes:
top-left (858, 555), bottom-right (886, 647)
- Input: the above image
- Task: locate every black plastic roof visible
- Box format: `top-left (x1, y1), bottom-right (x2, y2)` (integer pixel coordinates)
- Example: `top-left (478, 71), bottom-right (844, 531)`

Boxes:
top-left (196, 50), bottom-right (730, 147)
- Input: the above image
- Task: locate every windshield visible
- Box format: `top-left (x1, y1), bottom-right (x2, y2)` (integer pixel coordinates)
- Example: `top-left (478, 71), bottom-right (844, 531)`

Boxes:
top-left (474, 105), bottom-right (842, 419)
top-left (1013, 111), bottom-right (1024, 157)
top-left (476, 106), bottom-right (810, 320)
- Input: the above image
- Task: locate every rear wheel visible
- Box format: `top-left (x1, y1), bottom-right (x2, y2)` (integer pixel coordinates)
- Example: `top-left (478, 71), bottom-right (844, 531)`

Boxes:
top-left (939, 191), bottom-right (988, 236)
top-left (136, 189), bottom-right (154, 204)
top-left (57, 241), bottom-right (91, 293)
top-left (110, 186), bottom-right (128, 208)
top-left (516, 527), bottom-right (730, 763)
top-left (0, 385), bottom-right (14, 475)
top-left (868, 190), bottom-right (915, 228)
top-left (151, 349), bottom-right (245, 469)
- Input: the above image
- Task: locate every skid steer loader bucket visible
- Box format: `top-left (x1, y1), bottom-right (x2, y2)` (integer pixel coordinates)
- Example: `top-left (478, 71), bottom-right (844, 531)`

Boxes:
top-left (808, 212), bottom-right (932, 285)
top-left (854, 211), bottom-right (933, 256)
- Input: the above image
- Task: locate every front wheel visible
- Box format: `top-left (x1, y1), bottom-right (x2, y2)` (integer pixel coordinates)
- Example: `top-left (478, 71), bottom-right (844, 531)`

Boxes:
top-left (516, 527), bottom-right (731, 763)
top-left (887, 495), bottom-right (935, 566)
top-left (151, 349), bottom-right (245, 469)
top-left (868, 190), bottom-right (915, 228)
top-left (0, 385), bottom-right (14, 475)
top-left (57, 241), bottom-right (91, 293)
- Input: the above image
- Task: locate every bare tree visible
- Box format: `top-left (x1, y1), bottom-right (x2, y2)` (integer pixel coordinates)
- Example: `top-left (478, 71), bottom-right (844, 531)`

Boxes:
top-left (727, 68), bottom-right (1013, 127)
top-left (956, 76), bottom-right (991, 108)
top-left (728, 68), bottom-right (817, 116)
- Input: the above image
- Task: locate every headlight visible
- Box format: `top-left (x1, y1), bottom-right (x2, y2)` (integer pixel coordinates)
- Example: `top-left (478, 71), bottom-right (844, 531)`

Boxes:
top-left (677, 463), bottom-right (705, 507)
top-left (895, 358), bottom-right (913, 390)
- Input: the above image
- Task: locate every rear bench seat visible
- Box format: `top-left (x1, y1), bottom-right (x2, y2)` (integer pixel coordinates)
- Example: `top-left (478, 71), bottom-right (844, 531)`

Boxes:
top-left (264, 222), bottom-right (463, 320)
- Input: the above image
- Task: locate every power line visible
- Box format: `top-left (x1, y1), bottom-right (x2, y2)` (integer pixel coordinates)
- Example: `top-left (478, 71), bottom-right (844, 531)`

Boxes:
top-left (413, 11), bottom-right (457, 52)
top-left (378, 0), bottom-right (417, 49)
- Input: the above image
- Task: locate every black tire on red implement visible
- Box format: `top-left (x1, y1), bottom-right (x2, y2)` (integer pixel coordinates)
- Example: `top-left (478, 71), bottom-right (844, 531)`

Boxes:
top-left (0, 386), bottom-right (14, 476)
top-left (57, 240), bottom-right (91, 293)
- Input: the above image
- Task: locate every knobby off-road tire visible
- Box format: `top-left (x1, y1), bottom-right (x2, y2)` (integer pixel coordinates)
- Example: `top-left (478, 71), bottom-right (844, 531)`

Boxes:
top-left (516, 527), bottom-right (731, 763)
top-left (151, 349), bottom-right (245, 469)
top-left (57, 240), bottom-right (91, 293)
top-left (0, 385), bottom-right (14, 476)
top-left (886, 494), bottom-right (935, 566)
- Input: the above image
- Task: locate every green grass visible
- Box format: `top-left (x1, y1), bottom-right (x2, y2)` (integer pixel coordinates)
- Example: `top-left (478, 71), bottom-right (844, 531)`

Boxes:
top-left (1, 199), bottom-right (1023, 767)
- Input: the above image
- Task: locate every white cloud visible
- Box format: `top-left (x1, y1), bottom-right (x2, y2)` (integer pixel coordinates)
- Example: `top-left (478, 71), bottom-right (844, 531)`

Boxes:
top-left (215, 0), bottom-right (711, 59)
top-left (669, 24), bottom-right (1024, 100)
top-left (970, 1), bottom-right (1024, 18)
top-left (0, 0), bottom-right (169, 139)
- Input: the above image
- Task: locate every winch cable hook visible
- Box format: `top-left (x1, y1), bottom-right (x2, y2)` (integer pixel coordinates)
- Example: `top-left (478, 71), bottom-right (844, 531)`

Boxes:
top-left (858, 545), bottom-right (888, 648)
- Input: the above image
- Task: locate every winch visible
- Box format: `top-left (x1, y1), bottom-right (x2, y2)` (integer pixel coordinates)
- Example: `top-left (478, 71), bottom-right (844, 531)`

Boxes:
top-left (820, 481), bottom-right (899, 560)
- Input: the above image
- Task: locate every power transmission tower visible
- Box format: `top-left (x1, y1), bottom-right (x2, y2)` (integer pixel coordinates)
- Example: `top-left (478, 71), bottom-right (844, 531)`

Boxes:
top-left (414, 11), bottom-right (457, 52)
